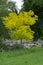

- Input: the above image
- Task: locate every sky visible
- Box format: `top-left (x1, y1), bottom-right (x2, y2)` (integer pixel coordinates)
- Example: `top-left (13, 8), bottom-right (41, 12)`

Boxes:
top-left (11, 0), bottom-right (23, 10)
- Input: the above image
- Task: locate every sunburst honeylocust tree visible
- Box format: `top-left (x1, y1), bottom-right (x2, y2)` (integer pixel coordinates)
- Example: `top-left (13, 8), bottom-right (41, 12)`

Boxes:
top-left (3, 10), bottom-right (38, 44)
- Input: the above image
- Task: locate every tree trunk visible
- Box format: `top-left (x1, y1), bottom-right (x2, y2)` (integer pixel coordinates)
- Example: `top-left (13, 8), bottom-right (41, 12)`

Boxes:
top-left (20, 39), bottom-right (22, 44)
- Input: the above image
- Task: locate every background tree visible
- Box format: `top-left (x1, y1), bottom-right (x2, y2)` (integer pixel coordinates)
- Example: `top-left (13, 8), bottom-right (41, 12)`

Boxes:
top-left (3, 10), bottom-right (38, 44)
top-left (21, 0), bottom-right (43, 40)
top-left (8, 1), bottom-right (18, 14)
top-left (0, 0), bottom-right (18, 39)
top-left (0, 0), bottom-right (8, 49)
top-left (0, 0), bottom-right (18, 48)
top-left (0, 0), bottom-right (8, 40)
top-left (0, 0), bottom-right (9, 17)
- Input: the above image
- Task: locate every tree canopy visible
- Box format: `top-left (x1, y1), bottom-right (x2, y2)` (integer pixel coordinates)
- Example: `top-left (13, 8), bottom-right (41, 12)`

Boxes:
top-left (3, 10), bottom-right (38, 41)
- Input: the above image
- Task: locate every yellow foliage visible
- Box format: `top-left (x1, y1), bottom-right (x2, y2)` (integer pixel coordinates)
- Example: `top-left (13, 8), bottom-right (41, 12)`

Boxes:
top-left (3, 10), bottom-right (38, 41)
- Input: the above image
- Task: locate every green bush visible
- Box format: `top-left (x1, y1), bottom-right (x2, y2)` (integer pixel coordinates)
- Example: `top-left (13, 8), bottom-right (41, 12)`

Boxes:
top-left (0, 43), bottom-right (8, 52)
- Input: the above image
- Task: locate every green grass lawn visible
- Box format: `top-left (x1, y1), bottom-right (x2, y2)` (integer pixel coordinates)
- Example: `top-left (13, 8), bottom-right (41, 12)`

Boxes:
top-left (0, 47), bottom-right (43, 65)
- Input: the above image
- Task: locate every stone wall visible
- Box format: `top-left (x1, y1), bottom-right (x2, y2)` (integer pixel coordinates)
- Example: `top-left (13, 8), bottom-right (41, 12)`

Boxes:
top-left (2, 39), bottom-right (43, 48)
